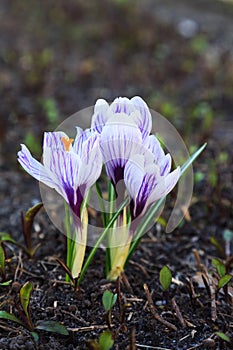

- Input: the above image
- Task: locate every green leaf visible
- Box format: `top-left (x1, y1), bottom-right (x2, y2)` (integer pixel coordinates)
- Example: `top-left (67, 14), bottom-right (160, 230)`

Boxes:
top-left (99, 331), bottom-right (114, 350)
top-left (215, 331), bottom-right (230, 343)
top-left (160, 266), bottom-right (172, 291)
top-left (22, 203), bottom-right (43, 253)
top-left (0, 232), bottom-right (17, 244)
top-left (218, 274), bottom-right (232, 290)
top-left (24, 202), bottom-right (43, 229)
top-left (210, 236), bottom-right (224, 256)
top-left (0, 310), bottom-right (24, 326)
top-left (20, 281), bottom-right (33, 320)
top-left (0, 280), bottom-right (12, 286)
top-left (31, 332), bottom-right (39, 342)
top-left (102, 290), bottom-right (117, 311)
top-left (0, 243), bottom-right (5, 275)
top-left (212, 259), bottom-right (226, 277)
top-left (36, 320), bottom-right (69, 335)
top-left (180, 143), bottom-right (207, 175)
top-left (127, 143), bottom-right (207, 262)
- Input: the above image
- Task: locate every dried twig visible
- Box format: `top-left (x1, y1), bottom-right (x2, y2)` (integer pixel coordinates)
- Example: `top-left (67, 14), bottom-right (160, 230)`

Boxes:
top-left (14, 250), bottom-right (23, 281)
top-left (60, 309), bottom-right (89, 326)
top-left (171, 297), bottom-right (186, 328)
top-left (129, 261), bottom-right (150, 278)
top-left (129, 327), bottom-right (137, 350)
top-left (121, 272), bottom-right (134, 294)
top-left (143, 284), bottom-right (177, 331)
top-left (67, 325), bottom-right (108, 332)
top-left (189, 278), bottom-right (204, 308)
top-left (0, 322), bottom-right (19, 333)
top-left (210, 278), bottom-right (217, 322)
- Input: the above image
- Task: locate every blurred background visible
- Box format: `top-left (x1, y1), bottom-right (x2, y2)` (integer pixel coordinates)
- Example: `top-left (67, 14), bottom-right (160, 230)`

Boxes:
top-left (0, 0), bottom-right (233, 168)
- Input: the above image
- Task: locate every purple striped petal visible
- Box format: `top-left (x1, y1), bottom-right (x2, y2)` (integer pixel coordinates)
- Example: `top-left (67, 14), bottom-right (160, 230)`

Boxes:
top-left (77, 136), bottom-right (102, 189)
top-left (43, 131), bottom-right (69, 152)
top-left (124, 155), bottom-right (144, 200)
top-left (73, 128), bottom-right (92, 155)
top-left (131, 96), bottom-right (152, 139)
top-left (160, 154), bottom-right (172, 176)
top-left (148, 167), bottom-right (180, 205)
top-left (91, 99), bottom-right (109, 133)
top-left (110, 97), bottom-right (135, 115)
top-left (100, 114), bottom-right (142, 184)
top-left (17, 144), bottom-right (65, 200)
top-left (44, 148), bottom-right (86, 208)
top-left (124, 149), bottom-right (180, 218)
top-left (143, 135), bottom-right (165, 163)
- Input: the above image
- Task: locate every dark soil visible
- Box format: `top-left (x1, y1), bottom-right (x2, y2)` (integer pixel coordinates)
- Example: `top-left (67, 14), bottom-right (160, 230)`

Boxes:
top-left (0, 1), bottom-right (233, 349)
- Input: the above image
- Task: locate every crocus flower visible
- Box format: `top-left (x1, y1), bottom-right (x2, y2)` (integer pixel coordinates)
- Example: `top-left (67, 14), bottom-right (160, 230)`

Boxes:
top-left (18, 129), bottom-right (102, 278)
top-left (124, 137), bottom-right (180, 220)
top-left (18, 129), bottom-right (102, 217)
top-left (91, 96), bottom-right (152, 186)
top-left (107, 137), bottom-right (180, 281)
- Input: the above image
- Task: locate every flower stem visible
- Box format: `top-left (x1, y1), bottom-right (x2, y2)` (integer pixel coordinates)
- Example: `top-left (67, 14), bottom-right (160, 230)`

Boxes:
top-left (106, 181), bottom-right (116, 275)
top-left (65, 202), bottom-right (73, 282)
top-left (78, 196), bottom-right (130, 285)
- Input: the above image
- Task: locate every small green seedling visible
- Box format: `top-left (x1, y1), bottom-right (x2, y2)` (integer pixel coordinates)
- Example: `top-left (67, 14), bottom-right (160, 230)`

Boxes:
top-left (21, 202), bottom-right (43, 257)
top-left (215, 331), bottom-right (230, 344)
top-left (0, 242), bottom-right (6, 281)
top-left (0, 241), bottom-right (12, 286)
top-left (212, 258), bottom-right (226, 278)
top-left (210, 236), bottom-right (225, 257)
top-left (211, 258), bottom-right (232, 298)
top-left (86, 330), bottom-right (114, 350)
top-left (217, 274), bottom-right (232, 291)
top-left (159, 266), bottom-right (172, 305)
top-left (0, 281), bottom-right (68, 342)
top-left (102, 290), bottom-right (117, 329)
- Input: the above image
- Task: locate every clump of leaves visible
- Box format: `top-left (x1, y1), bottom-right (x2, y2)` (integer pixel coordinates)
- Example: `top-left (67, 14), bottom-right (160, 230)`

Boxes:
top-left (102, 290), bottom-right (117, 329)
top-left (211, 258), bottom-right (232, 297)
top-left (0, 281), bottom-right (68, 342)
top-left (0, 204), bottom-right (44, 259)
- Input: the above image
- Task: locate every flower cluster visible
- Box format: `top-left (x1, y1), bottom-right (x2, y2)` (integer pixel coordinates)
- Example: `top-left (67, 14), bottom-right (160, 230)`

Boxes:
top-left (92, 97), bottom-right (180, 219)
top-left (18, 96), bottom-right (180, 281)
